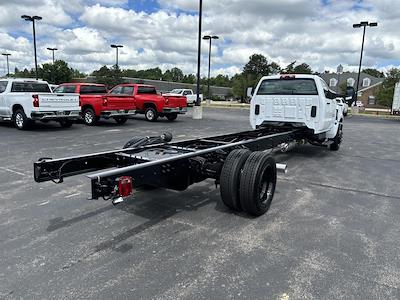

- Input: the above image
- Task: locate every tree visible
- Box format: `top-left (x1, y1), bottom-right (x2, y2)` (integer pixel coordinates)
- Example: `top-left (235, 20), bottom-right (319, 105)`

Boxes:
top-left (293, 63), bottom-right (312, 74)
top-left (40, 60), bottom-right (73, 84)
top-left (243, 54), bottom-right (270, 77)
top-left (283, 61), bottom-right (296, 73)
top-left (269, 62), bottom-right (281, 75)
top-left (362, 68), bottom-right (384, 78)
top-left (377, 68), bottom-right (400, 107)
top-left (92, 65), bottom-right (122, 88)
top-left (338, 82), bottom-right (348, 94)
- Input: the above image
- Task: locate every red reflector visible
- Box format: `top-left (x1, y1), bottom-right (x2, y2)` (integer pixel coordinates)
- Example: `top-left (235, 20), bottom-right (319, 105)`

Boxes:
top-left (32, 94), bottom-right (39, 107)
top-left (118, 176), bottom-right (133, 197)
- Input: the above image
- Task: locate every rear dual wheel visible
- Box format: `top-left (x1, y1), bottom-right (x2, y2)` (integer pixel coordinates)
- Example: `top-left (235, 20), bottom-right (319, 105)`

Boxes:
top-left (219, 150), bottom-right (277, 216)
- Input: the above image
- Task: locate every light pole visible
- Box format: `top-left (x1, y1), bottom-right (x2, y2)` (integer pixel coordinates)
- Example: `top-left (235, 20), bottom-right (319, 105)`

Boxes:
top-left (47, 47), bottom-right (57, 64)
top-left (353, 21), bottom-right (377, 103)
top-left (47, 47), bottom-right (57, 83)
top-left (203, 35), bottom-right (219, 101)
top-left (110, 44), bottom-right (123, 68)
top-left (21, 15), bottom-right (42, 80)
top-left (2, 53), bottom-right (11, 76)
top-left (195, 0), bottom-right (203, 107)
top-left (336, 64), bottom-right (343, 93)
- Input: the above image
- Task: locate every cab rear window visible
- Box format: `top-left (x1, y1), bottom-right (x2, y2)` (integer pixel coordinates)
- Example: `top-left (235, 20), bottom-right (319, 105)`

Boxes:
top-left (257, 79), bottom-right (318, 95)
top-left (137, 87), bottom-right (157, 94)
top-left (11, 82), bottom-right (51, 93)
top-left (80, 85), bottom-right (107, 94)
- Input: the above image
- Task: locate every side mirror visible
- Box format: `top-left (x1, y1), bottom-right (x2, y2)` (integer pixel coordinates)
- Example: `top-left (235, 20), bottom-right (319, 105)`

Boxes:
top-left (246, 87), bottom-right (254, 97)
top-left (324, 89), bottom-right (337, 100)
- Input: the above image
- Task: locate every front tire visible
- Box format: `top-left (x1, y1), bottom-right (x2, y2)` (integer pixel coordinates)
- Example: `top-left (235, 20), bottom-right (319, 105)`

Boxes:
top-left (145, 107), bottom-right (158, 122)
top-left (329, 119), bottom-right (343, 151)
top-left (13, 109), bottom-right (31, 130)
top-left (239, 151), bottom-right (277, 216)
top-left (166, 113), bottom-right (178, 121)
top-left (83, 108), bottom-right (98, 126)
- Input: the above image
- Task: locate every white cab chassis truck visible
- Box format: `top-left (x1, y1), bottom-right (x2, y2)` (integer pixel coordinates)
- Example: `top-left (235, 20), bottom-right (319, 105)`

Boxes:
top-left (250, 74), bottom-right (343, 150)
top-left (0, 78), bottom-right (80, 130)
top-left (34, 74), bottom-right (346, 218)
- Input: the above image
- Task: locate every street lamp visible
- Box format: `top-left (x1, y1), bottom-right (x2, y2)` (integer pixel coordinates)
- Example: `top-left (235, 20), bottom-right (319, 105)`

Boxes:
top-left (336, 64), bottom-right (343, 93)
top-left (47, 47), bottom-right (57, 64)
top-left (353, 21), bottom-right (377, 103)
top-left (195, 0), bottom-right (203, 107)
top-left (203, 35), bottom-right (219, 101)
top-left (110, 44), bottom-right (123, 68)
top-left (21, 15), bottom-right (42, 80)
top-left (2, 53), bottom-right (11, 76)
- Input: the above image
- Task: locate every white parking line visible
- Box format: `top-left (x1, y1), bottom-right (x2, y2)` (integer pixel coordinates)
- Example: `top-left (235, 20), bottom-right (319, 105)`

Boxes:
top-left (0, 167), bottom-right (26, 177)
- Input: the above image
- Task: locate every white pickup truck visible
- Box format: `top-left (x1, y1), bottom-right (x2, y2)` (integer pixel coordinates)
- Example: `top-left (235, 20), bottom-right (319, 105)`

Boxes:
top-left (0, 78), bottom-right (80, 130)
top-left (164, 89), bottom-right (203, 106)
top-left (250, 74), bottom-right (344, 150)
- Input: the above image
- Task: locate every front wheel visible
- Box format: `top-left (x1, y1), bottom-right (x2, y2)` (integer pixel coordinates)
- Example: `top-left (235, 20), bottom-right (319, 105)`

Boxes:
top-left (59, 120), bottom-right (73, 128)
top-left (144, 107), bottom-right (158, 122)
top-left (83, 108), bottom-right (98, 126)
top-left (166, 113), bottom-right (178, 121)
top-left (13, 109), bottom-right (31, 130)
top-left (329, 119), bottom-right (343, 151)
top-left (114, 117), bottom-right (128, 125)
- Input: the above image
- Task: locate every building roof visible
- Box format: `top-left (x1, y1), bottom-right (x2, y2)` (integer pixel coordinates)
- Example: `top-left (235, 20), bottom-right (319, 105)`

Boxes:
top-left (319, 72), bottom-right (384, 91)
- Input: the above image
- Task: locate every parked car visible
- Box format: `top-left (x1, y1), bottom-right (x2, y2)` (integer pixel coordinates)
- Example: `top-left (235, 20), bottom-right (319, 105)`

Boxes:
top-left (336, 97), bottom-right (349, 116)
top-left (109, 84), bottom-right (187, 121)
top-left (164, 89), bottom-right (202, 106)
top-left (54, 83), bottom-right (136, 125)
top-left (0, 78), bottom-right (80, 130)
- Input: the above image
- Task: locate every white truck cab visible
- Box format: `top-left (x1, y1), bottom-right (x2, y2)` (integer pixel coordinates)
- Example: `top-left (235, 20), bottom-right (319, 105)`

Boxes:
top-left (250, 74), bottom-right (344, 149)
top-left (0, 78), bottom-right (80, 130)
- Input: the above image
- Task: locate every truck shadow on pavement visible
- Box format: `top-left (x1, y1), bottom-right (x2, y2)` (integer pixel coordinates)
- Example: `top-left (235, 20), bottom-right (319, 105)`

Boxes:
top-left (47, 182), bottom-right (226, 254)
top-left (46, 146), bottom-right (331, 254)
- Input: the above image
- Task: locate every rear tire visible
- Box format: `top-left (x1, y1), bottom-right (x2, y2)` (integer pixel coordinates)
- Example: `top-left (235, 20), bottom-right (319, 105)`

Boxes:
top-left (239, 151), bottom-right (277, 216)
top-left (83, 108), bottom-right (98, 126)
top-left (59, 120), bottom-right (73, 128)
top-left (166, 113), bottom-right (178, 121)
top-left (220, 149), bottom-right (251, 211)
top-left (13, 109), bottom-right (31, 130)
top-left (145, 107), bottom-right (158, 122)
top-left (115, 117), bottom-right (128, 125)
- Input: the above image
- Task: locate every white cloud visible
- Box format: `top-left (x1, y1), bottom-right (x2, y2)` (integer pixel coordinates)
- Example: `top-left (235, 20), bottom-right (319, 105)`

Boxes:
top-left (0, 0), bottom-right (399, 78)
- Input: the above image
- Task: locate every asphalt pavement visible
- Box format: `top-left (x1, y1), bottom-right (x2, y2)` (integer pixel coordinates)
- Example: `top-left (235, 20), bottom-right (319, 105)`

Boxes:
top-left (0, 108), bottom-right (399, 299)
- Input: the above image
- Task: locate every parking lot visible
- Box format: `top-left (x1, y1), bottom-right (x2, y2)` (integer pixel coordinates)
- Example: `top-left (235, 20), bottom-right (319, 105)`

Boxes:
top-left (1, 108), bottom-right (399, 299)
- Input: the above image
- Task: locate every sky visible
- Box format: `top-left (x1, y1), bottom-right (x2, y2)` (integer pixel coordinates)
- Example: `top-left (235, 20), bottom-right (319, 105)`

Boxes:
top-left (0, 0), bottom-right (399, 77)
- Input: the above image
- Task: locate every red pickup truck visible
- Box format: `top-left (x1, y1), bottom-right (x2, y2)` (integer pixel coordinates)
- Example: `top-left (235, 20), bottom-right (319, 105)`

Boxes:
top-left (54, 83), bottom-right (136, 125)
top-left (109, 84), bottom-right (187, 121)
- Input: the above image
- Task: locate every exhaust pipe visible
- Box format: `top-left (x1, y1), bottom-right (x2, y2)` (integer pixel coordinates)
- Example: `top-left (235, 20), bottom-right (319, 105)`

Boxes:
top-left (276, 163), bottom-right (287, 174)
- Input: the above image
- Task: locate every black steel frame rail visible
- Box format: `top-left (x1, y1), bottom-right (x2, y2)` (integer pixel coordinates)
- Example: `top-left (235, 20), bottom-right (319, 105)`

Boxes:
top-left (34, 127), bottom-right (301, 199)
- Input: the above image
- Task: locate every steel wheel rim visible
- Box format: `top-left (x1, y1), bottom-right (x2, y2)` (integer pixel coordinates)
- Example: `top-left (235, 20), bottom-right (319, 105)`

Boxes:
top-left (85, 111), bottom-right (93, 124)
top-left (15, 113), bottom-right (24, 128)
top-left (146, 110), bottom-right (154, 120)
